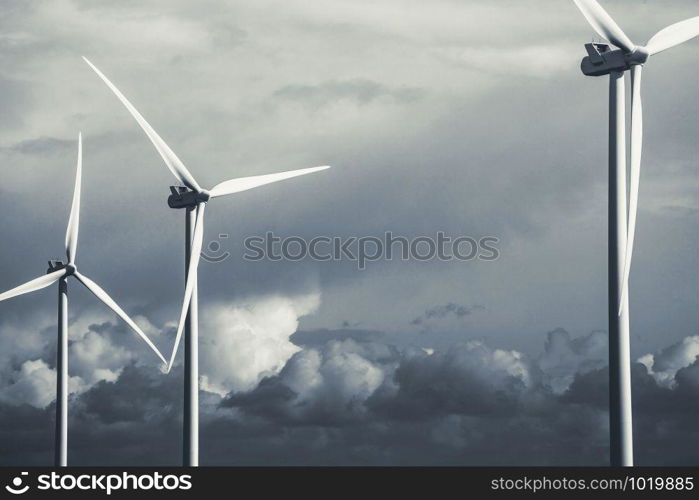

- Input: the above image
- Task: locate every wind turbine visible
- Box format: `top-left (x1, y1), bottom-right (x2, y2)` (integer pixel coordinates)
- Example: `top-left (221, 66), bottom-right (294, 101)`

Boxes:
top-left (0, 134), bottom-right (167, 466)
top-left (83, 57), bottom-right (330, 466)
top-left (572, 0), bottom-right (699, 466)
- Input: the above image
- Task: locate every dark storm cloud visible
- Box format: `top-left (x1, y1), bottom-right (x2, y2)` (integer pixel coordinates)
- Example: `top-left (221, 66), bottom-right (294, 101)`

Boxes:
top-left (77, 364), bottom-right (180, 425)
top-left (410, 302), bottom-right (485, 325)
top-left (208, 331), bottom-right (699, 465)
top-left (0, 403), bottom-right (54, 465)
top-left (290, 328), bottom-right (386, 347)
top-left (213, 329), bottom-right (699, 465)
top-left (2, 327), bottom-right (697, 465)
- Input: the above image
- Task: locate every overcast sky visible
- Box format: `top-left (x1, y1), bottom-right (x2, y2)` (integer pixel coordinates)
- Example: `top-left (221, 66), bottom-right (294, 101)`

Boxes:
top-left (1, 0), bottom-right (699, 465)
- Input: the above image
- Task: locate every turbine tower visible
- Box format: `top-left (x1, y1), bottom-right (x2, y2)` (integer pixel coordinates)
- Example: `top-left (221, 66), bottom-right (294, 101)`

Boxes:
top-left (83, 58), bottom-right (330, 466)
top-left (0, 134), bottom-right (167, 466)
top-left (572, 0), bottom-right (699, 466)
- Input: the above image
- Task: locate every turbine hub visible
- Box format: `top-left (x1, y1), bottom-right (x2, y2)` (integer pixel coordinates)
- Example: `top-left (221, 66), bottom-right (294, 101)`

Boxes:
top-left (627, 47), bottom-right (649, 65)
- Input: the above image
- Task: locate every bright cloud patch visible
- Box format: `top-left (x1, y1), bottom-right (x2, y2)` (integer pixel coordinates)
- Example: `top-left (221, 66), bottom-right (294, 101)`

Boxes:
top-left (198, 293), bottom-right (320, 396)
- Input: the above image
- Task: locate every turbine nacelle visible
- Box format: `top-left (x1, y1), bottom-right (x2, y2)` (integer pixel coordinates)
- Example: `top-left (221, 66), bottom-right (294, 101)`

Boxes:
top-left (580, 43), bottom-right (648, 77)
top-left (47, 260), bottom-right (66, 273)
top-left (168, 186), bottom-right (210, 209)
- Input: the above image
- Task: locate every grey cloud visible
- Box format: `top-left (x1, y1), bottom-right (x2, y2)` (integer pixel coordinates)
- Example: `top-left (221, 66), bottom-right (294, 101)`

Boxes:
top-left (274, 79), bottom-right (424, 108)
top-left (0, 403), bottom-right (54, 465)
top-left (207, 23), bottom-right (247, 47)
top-left (77, 363), bottom-right (181, 425)
top-left (1, 325), bottom-right (699, 465)
top-left (290, 328), bottom-right (386, 347)
top-left (217, 328), bottom-right (699, 465)
top-left (369, 345), bottom-right (527, 421)
top-left (0, 359), bottom-right (57, 408)
top-left (0, 78), bottom-right (28, 131)
top-left (410, 302), bottom-right (485, 326)
top-left (639, 335), bottom-right (699, 388)
top-left (223, 338), bottom-right (399, 426)
top-left (0, 313), bottom-right (169, 410)
top-left (6, 136), bottom-right (74, 155)
top-left (537, 328), bottom-right (607, 393)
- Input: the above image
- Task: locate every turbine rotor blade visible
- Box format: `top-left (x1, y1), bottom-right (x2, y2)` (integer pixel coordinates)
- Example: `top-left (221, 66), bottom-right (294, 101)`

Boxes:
top-left (209, 166), bottom-right (331, 198)
top-left (0, 270), bottom-right (65, 303)
top-left (82, 57), bottom-right (202, 192)
top-left (645, 17), bottom-right (699, 55)
top-left (572, 0), bottom-right (635, 52)
top-left (73, 271), bottom-right (167, 365)
top-left (620, 65), bottom-right (643, 314)
top-left (167, 203), bottom-right (206, 372)
top-left (65, 133), bottom-right (82, 264)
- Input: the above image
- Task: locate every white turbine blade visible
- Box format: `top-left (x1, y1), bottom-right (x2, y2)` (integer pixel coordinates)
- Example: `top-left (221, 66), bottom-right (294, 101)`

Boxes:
top-left (82, 57), bottom-right (202, 192)
top-left (572, 0), bottom-right (635, 52)
top-left (209, 166), bottom-right (331, 198)
top-left (167, 203), bottom-right (206, 372)
top-left (645, 17), bottom-right (699, 55)
top-left (65, 133), bottom-right (82, 264)
top-left (74, 271), bottom-right (167, 365)
top-left (620, 65), bottom-right (643, 315)
top-left (0, 270), bottom-right (65, 302)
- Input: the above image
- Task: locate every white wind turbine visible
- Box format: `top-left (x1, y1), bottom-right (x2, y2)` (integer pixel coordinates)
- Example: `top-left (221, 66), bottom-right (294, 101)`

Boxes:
top-left (572, 0), bottom-right (699, 466)
top-left (0, 134), bottom-right (167, 466)
top-left (83, 57), bottom-right (330, 466)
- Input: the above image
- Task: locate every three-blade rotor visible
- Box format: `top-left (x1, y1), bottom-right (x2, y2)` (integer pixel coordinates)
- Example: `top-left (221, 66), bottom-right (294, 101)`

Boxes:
top-left (573, 0), bottom-right (699, 312)
top-left (84, 58), bottom-right (331, 371)
top-left (0, 134), bottom-right (167, 366)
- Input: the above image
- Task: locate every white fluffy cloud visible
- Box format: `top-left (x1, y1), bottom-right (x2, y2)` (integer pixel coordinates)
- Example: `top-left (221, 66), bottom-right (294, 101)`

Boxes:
top-left (282, 339), bottom-right (387, 414)
top-left (537, 328), bottom-right (607, 394)
top-left (450, 340), bottom-right (532, 388)
top-left (0, 292), bottom-right (321, 407)
top-left (0, 359), bottom-right (84, 408)
top-left (639, 335), bottom-right (699, 388)
top-left (69, 330), bottom-right (135, 386)
top-left (0, 307), bottom-right (150, 408)
top-left (228, 335), bottom-right (535, 424)
top-left (198, 293), bottom-right (320, 396)
top-left (0, 359), bottom-right (57, 407)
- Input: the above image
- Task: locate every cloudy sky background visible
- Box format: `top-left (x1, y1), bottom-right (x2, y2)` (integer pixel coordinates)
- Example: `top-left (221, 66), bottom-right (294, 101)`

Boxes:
top-left (1, 0), bottom-right (699, 464)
